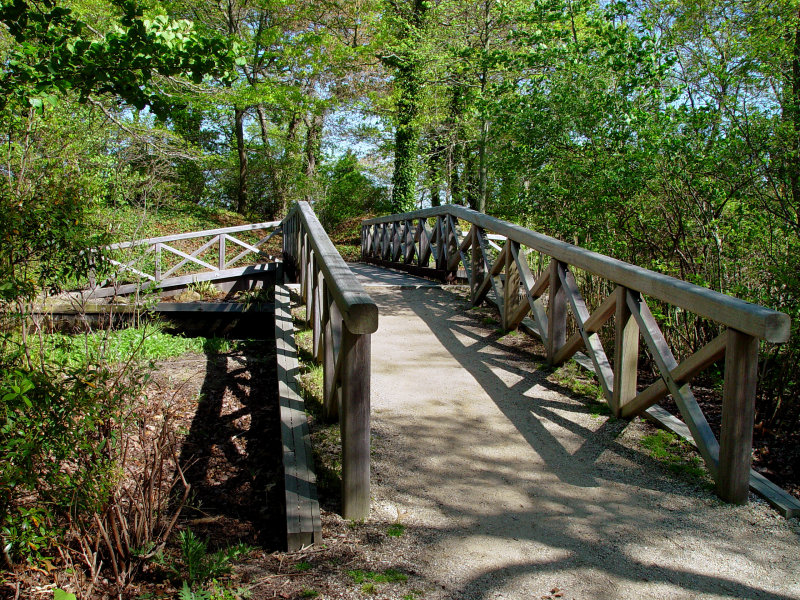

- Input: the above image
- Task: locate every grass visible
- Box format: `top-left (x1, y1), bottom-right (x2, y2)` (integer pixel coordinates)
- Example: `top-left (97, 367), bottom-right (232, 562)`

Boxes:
top-left (640, 429), bottom-right (710, 482)
top-left (347, 569), bottom-right (408, 584)
top-left (386, 523), bottom-right (406, 537)
top-left (549, 361), bottom-right (614, 418)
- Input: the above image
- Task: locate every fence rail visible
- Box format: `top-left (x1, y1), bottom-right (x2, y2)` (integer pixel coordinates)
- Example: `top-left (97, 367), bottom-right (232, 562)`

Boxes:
top-left (362, 205), bottom-right (791, 506)
top-left (284, 202), bottom-right (378, 519)
top-left (89, 222), bottom-right (282, 297)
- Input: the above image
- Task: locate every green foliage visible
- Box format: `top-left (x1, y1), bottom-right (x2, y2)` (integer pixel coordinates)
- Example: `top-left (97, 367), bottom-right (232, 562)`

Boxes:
top-left (0, 0), bottom-right (240, 114)
top-left (317, 151), bottom-right (388, 231)
top-left (300, 589), bottom-right (319, 598)
top-left (29, 326), bottom-right (229, 368)
top-left (172, 529), bottom-right (252, 586)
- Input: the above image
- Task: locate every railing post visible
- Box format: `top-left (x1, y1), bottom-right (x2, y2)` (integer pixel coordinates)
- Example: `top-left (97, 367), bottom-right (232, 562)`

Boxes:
top-left (471, 226), bottom-right (484, 303)
top-left (612, 286), bottom-right (639, 416)
top-left (323, 289), bottom-right (342, 421)
top-left (340, 327), bottom-right (371, 520)
top-left (154, 243), bottom-right (161, 282)
top-left (717, 329), bottom-right (759, 504)
top-left (547, 260), bottom-right (566, 364)
top-left (218, 234), bottom-right (226, 271)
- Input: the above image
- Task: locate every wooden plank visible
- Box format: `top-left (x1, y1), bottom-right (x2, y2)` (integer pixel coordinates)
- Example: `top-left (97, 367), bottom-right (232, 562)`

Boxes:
top-left (275, 285), bottom-right (322, 550)
top-left (105, 257), bottom-right (156, 282)
top-left (363, 206), bottom-right (789, 342)
top-left (626, 291), bottom-right (720, 475)
top-left (612, 286), bottom-right (639, 416)
top-left (717, 329), bottom-right (759, 504)
top-left (620, 332), bottom-right (727, 418)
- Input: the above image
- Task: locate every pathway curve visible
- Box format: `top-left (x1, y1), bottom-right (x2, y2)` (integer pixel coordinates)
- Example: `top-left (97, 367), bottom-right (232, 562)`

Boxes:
top-left (350, 263), bottom-right (800, 600)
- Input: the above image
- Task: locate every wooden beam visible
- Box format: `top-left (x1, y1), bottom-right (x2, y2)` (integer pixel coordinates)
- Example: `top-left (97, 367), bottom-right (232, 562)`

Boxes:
top-left (108, 221), bottom-right (281, 250)
top-left (547, 260), bottom-right (567, 364)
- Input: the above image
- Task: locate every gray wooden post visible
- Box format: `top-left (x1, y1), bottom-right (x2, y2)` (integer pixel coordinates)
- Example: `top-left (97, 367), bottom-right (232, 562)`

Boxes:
top-left (219, 235), bottom-right (226, 271)
top-left (340, 328), bottom-right (371, 520)
top-left (717, 328), bottom-right (759, 504)
top-left (547, 260), bottom-right (567, 364)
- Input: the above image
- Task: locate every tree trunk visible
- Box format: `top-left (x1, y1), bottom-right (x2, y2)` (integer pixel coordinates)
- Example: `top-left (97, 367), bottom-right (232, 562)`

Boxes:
top-left (304, 112), bottom-right (324, 202)
top-left (234, 107), bottom-right (248, 214)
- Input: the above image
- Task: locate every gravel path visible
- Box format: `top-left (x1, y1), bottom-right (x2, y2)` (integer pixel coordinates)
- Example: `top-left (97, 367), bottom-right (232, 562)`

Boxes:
top-left (357, 267), bottom-right (800, 600)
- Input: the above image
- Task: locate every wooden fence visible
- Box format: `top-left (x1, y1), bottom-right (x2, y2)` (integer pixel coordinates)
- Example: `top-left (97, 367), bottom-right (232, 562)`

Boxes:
top-left (284, 202), bottom-right (379, 520)
top-left (89, 221), bottom-right (282, 298)
top-left (362, 205), bottom-right (791, 506)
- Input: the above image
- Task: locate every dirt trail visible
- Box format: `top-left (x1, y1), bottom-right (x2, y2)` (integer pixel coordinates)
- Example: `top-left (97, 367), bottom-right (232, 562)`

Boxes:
top-left (352, 264), bottom-right (800, 600)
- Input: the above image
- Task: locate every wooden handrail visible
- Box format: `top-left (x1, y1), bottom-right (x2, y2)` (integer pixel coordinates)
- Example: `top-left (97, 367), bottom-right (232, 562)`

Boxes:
top-left (361, 205), bottom-right (792, 508)
top-left (293, 203), bottom-right (378, 335)
top-left (283, 201), bottom-right (378, 520)
top-left (364, 205), bottom-right (789, 343)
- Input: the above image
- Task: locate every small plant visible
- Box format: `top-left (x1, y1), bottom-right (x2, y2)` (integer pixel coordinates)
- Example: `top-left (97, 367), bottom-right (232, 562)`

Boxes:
top-left (386, 523), bottom-right (405, 537)
top-left (482, 316), bottom-right (498, 326)
top-left (295, 561), bottom-right (312, 571)
top-left (301, 589), bottom-right (319, 598)
top-left (174, 529), bottom-right (252, 586)
top-left (362, 582), bottom-right (377, 594)
top-left (187, 279), bottom-right (220, 300)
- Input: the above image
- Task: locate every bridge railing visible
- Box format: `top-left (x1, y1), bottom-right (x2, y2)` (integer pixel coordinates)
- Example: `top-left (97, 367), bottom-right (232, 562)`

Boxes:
top-left (90, 222), bottom-right (282, 297)
top-left (283, 201), bottom-right (378, 519)
top-left (362, 205), bottom-right (791, 505)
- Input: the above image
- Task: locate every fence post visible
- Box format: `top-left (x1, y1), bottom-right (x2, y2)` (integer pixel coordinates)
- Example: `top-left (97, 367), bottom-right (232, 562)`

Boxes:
top-left (547, 260), bottom-right (566, 364)
top-left (340, 328), bottom-right (371, 520)
top-left (717, 329), bottom-right (759, 504)
top-left (219, 235), bottom-right (226, 271)
top-left (154, 243), bottom-right (161, 282)
top-left (612, 286), bottom-right (639, 416)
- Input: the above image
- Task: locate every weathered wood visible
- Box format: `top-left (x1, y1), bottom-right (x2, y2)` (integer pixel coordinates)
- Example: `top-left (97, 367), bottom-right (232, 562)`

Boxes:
top-left (218, 235), bottom-right (226, 271)
top-left (363, 206), bottom-right (789, 342)
top-left (547, 260), bottom-right (567, 364)
top-left (620, 332), bottom-right (727, 418)
top-left (275, 285), bottom-right (322, 550)
top-left (717, 329), bottom-right (759, 504)
top-left (612, 286), bottom-right (639, 416)
top-left (340, 328), bottom-right (371, 520)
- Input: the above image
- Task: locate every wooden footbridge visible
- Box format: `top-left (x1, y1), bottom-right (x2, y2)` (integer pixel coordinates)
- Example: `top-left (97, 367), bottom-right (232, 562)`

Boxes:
top-left (83, 202), bottom-right (800, 552)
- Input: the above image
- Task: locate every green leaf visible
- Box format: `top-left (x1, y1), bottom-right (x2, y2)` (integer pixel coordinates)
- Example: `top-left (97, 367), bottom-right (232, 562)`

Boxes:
top-left (54, 590), bottom-right (77, 600)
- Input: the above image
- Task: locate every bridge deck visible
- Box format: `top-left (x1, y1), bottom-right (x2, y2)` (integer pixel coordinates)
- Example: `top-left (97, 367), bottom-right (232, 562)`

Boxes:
top-left (354, 264), bottom-right (799, 600)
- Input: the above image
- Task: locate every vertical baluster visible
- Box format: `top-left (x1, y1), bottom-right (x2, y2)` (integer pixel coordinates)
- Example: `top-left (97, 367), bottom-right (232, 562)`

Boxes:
top-left (547, 260), bottom-right (566, 364)
top-left (612, 286), bottom-right (639, 416)
top-left (219, 234), bottom-right (226, 271)
top-left (154, 243), bottom-right (161, 282)
top-left (340, 328), bottom-right (371, 520)
top-left (717, 329), bottom-right (759, 504)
